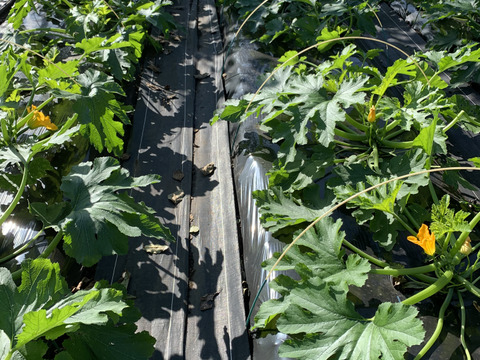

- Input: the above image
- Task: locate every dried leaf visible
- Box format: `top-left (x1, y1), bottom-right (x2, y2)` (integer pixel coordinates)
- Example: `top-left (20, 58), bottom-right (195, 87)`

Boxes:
top-left (145, 80), bottom-right (162, 91)
top-left (147, 63), bottom-right (161, 73)
top-left (201, 162), bottom-right (215, 176)
top-left (144, 244), bottom-right (170, 254)
top-left (194, 73), bottom-right (210, 80)
top-left (190, 226), bottom-right (199, 234)
top-left (173, 170), bottom-right (184, 181)
top-left (200, 290), bottom-right (221, 311)
top-left (118, 271), bottom-right (131, 289)
top-left (168, 188), bottom-right (185, 205)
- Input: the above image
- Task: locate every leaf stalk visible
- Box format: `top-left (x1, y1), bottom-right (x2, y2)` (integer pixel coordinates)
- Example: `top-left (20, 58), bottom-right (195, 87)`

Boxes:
top-left (413, 288), bottom-right (453, 359)
top-left (402, 269), bottom-right (453, 306)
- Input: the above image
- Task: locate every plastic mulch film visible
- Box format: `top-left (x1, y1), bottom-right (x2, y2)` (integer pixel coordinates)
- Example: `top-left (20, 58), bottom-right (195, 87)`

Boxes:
top-left (231, 123), bottom-right (294, 360)
top-left (224, 36), bottom-right (294, 357)
top-left (0, 192), bottom-right (45, 268)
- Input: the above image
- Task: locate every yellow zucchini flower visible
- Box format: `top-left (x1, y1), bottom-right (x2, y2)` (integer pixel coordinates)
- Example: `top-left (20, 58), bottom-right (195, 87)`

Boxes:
top-left (460, 236), bottom-right (473, 255)
top-left (367, 105), bottom-right (376, 123)
top-left (27, 105), bottom-right (58, 131)
top-left (407, 223), bottom-right (435, 256)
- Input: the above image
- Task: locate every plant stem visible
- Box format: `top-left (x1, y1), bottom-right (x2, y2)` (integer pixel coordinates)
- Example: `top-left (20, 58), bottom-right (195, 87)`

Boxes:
top-left (385, 119), bottom-right (401, 133)
top-left (342, 239), bottom-right (389, 268)
top-left (379, 138), bottom-right (413, 149)
top-left (345, 113), bottom-right (368, 132)
top-left (458, 291), bottom-right (472, 360)
top-left (0, 163), bottom-right (29, 226)
top-left (455, 275), bottom-right (480, 298)
top-left (19, 27), bottom-right (69, 35)
top-left (334, 128), bottom-right (367, 142)
top-left (0, 230), bottom-right (44, 264)
top-left (393, 212), bottom-right (417, 236)
top-left (38, 231), bottom-right (63, 260)
top-left (403, 206), bottom-right (421, 230)
top-left (370, 263), bottom-right (436, 276)
top-left (413, 288), bottom-right (453, 360)
top-left (450, 211), bottom-right (480, 257)
top-left (61, 0), bottom-right (74, 8)
top-left (428, 181), bottom-right (439, 204)
top-left (383, 128), bottom-right (405, 141)
top-left (402, 269), bottom-right (454, 305)
top-left (443, 110), bottom-right (465, 133)
top-left (337, 121), bottom-right (361, 135)
top-left (442, 232), bottom-right (452, 254)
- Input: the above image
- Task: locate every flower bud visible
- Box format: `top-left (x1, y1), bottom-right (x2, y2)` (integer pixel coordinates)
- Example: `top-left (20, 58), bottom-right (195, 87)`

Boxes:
top-left (460, 236), bottom-right (473, 255)
top-left (367, 105), bottom-right (376, 123)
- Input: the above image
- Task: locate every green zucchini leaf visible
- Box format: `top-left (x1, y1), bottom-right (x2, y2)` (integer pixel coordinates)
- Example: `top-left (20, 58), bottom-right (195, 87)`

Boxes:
top-left (57, 156), bottom-right (174, 266)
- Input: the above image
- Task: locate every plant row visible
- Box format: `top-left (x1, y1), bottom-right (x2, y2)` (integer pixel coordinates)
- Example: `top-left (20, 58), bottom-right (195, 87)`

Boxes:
top-left (0, 0), bottom-right (175, 358)
top-left (216, 1), bottom-right (480, 358)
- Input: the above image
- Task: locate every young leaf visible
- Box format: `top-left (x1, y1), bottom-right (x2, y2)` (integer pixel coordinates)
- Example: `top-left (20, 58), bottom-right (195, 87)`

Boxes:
top-left (74, 35), bottom-right (132, 57)
top-left (372, 58), bottom-right (416, 100)
top-left (52, 69), bottom-right (129, 156)
top-left (431, 195), bottom-right (470, 238)
top-left (333, 177), bottom-right (403, 216)
top-left (37, 60), bottom-right (80, 87)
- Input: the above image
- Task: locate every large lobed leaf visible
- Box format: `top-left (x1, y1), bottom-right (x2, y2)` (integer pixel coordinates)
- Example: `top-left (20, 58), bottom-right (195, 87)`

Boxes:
top-left (31, 157), bottom-right (174, 266)
top-left (278, 298), bottom-right (424, 360)
top-left (253, 186), bottom-right (334, 235)
top-left (0, 259), bottom-right (155, 359)
top-left (254, 271), bottom-right (424, 360)
top-left (51, 69), bottom-right (131, 156)
top-left (262, 217), bottom-right (370, 289)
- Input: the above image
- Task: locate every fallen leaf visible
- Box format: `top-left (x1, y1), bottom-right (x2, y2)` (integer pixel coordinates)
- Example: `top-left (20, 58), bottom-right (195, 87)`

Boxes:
top-left (194, 72), bottom-right (210, 80)
top-left (474, 301), bottom-right (480, 313)
top-left (71, 276), bottom-right (92, 293)
top-left (190, 226), bottom-right (199, 234)
top-left (118, 271), bottom-right (131, 289)
top-left (145, 80), bottom-right (162, 91)
top-left (173, 170), bottom-right (184, 181)
top-left (147, 63), bottom-right (161, 73)
top-left (201, 162), bottom-right (216, 176)
top-left (144, 244), bottom-right (170, 254)
top-left (200, 290), bottom-right (221, 311)
top-left (168, 188), bottom-right (185, 205)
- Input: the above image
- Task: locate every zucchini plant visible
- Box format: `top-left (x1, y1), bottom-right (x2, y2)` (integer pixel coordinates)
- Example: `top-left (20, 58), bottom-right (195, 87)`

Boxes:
top-left (0, 0), bottom-right (177, 358)
top-left (216, 1), bottom-right (480, 358)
